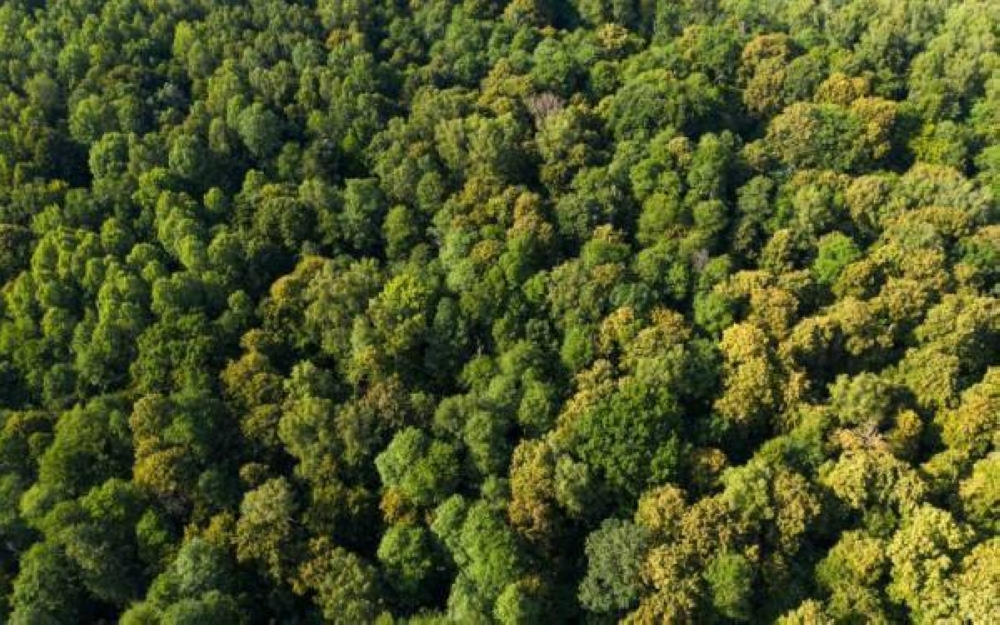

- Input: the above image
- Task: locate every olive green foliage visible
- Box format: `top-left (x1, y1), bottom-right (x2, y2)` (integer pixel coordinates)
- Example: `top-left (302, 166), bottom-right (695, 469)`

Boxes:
top-left (0, 0), bottom-right (997, 622)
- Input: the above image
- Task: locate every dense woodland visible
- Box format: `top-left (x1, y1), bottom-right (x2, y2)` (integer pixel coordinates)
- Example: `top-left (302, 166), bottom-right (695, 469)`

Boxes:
top-left (0, 0), bottom-right (998, 622)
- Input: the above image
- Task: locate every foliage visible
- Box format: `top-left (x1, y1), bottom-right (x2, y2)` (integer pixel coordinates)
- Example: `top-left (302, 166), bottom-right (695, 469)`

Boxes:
top-left (0, 0), bottom-right (996, 622)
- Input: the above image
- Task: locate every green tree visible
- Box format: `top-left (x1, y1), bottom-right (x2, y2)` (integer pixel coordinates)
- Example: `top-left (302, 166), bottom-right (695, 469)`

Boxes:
top-left (579, 518), bottom-right (650, 615)
top-left (297, 538), bottom-right (384, 624)
top-left (375, 427), bottom-right (460, 509)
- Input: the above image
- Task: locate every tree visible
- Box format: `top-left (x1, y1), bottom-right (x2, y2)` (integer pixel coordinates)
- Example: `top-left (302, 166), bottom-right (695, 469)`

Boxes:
top-left (237, 103), bottom-right (282, 158)
top-left (959, 455), bottom-right (1000, 534)
top-left (375, 427), bottom-right (460, 509)
top-left (39, 479), bottom-right (148, 607)
top-left (955, 539), bottom-right (1000, 623)
top-left (377, 524), bottom-right (448, 608)
top-left (0, 225), bottom-right (33, 284)
top-left (508, 439), bottom-right (562, 547)
top-left (494, 576), bottom-right (552, 625)
top-left (764, 103), bottom-right (866, 172)
top-left (887, 505), bottom-right (972, 622)
top-left (235, 477), bottom-right (299, 581)
top-left (605, 70), bottom-right (723, 141)
top-left (740, 34), bottom-right (797, 120)
top-left (69, 95), bottom-right (117, 145)
top-left (816, 531), bottom-right (892, 622)
top-left (568, 380), bottom-right (685, 502)
top-left (713, 322), bottom-right (786, 439)
top-left (704, 551), bottom-right (755, 621)
top-left (8, 542), bottom-right (84, 624)
top-left (813, 233), bottom-right (862, 287)
top-left (157, 592), bottom-right (242, 625)
top-left (579, 518), bottom-right (650, 615)
top-left (339, 178), bottom-right (387, 253)
top-left (820, 447), bottom-right (927, 522)
top-left (20, 397), bottom-right (132, 523)
top-left (431, 497), bottom-right (529, 621)
top-left (296, 538), bottom-right (384, 624)
top-left (130, 392), bottom-right (238, 519)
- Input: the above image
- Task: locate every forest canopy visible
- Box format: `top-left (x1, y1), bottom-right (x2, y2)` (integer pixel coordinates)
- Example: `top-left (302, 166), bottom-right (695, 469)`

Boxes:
top-left (0, 0), bottom-right (998, 623)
